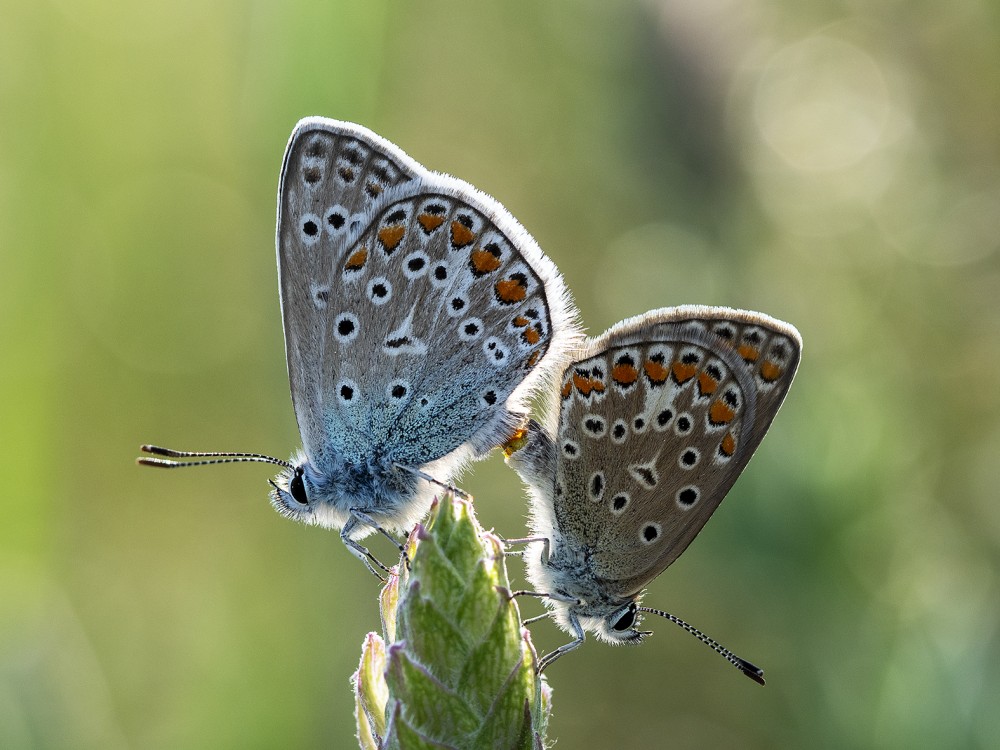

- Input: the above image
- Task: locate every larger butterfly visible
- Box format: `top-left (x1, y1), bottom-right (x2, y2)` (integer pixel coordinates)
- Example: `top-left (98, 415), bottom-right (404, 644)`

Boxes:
top-left (504, 306), bottom-right (800, 679)
top-left (140, 118), bottom-right (579, 574)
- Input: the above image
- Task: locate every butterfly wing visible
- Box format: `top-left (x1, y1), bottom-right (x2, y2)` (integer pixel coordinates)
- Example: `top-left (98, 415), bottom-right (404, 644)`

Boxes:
top-left (277, 118), bottom-right (577, 473)
top-left (277, 119), bottom-right (422, 460)
top-left (549, 306), bottom-right (801, 597)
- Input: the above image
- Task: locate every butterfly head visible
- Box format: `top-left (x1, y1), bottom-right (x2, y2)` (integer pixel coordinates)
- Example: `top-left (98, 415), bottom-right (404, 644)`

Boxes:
top-left (550, 594), bottom-right (651, 646)
top-left (589, 599), bottom-right (652, 645)
top-left (269, 459), bottom-right (317, 523)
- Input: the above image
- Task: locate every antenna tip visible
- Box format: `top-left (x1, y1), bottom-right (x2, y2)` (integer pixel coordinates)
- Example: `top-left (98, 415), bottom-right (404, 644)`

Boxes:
top-left (738, 659), bottom-right (766, 686)
top-left (136, 457), bottom-right (172, 468)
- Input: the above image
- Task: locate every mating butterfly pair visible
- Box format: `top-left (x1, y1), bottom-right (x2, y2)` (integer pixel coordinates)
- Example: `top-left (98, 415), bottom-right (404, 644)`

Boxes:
top-left (139, 118), bottom-right (801, 681)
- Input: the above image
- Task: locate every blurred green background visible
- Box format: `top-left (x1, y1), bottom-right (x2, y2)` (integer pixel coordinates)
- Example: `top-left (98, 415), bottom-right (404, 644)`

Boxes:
top-left (3, 1), bottom-right (999, 748)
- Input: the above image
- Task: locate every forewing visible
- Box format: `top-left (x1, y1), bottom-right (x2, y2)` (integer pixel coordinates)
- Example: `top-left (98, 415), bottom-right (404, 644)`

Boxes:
top-left (278, 119), bottom-right (575, 470)
top-left (551, 306), bottom-right (801, 597)
top-left (276, 118), bottom-right (422, 459)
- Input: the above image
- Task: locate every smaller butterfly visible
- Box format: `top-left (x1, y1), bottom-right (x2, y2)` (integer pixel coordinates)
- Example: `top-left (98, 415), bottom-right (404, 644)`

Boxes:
top-left (503, 306), bottom-right (801, 681)
top-left (139, 118), bottom-right (579, 576)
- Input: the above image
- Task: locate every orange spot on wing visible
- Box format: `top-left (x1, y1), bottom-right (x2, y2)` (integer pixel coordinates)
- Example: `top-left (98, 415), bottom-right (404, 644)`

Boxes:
top-left (345, 247), bottom-right (368, 271)
top-left (495, 278), bottom-right (527, 303)
top-left (710, 399), bottom-right (736, 425)
top-left (451, 220), bottom-right (475, 248)
top-left (591, 379), bottom-right (605, 393)
top-left (417, 213), bottom-right (445, 232)
top-left (671, 361), bottom-right (697, 384)
top-left (720, 432), bottom-right (736, 456)
top-left (697, 371), bottom-right (718, 396)
top-left (644, 359), bottom-right (669, 384)
top-left (561, 380), bottom-right (573, 399)
top-left (526, 350), bottom-right (542, 369)
top-left (612, 363), bottom-right (639, 385)
top-left (573, 372), bottom-right (592, 395)
top-left (738, 344), bottom-right (760, 363)
top-left (523, 327), bottom-right (541, 345)
top-left (378, 225), bottom-right (405, 251)
top-left (512, 316), bottom-right (529, 328)
top-left (470, 248), bottom-right (502, 274)
top-left (760, 361), bottom-right (783, 382)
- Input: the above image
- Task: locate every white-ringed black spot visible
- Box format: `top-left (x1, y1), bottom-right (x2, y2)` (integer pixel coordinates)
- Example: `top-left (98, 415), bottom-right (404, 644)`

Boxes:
top-left (633, 416), bottom-right (647, 433)
top-left (582, 415), bottom-right (606, 438)
top-left (459, 318), bottom-right (483, 341)
top-left (482, 390), bottom-right (497, 406)
top-left (326, 207), bottom-right (347, 230)
top-left (676, 486), bottom-right (699, 508)
top-left (589, 471), bottom-right (605, 501)
top-left (388, 380), bottom-right (409, 400)
top-left (655, 409), bottom-right (674, 430)
top-left (628, 463), bottom-right (658, 488)
top-left (333, 312), bottom-right (359, 343)
top-left (304, 137), bottom-right (325, 158)
top-left (310, 283), bottom-right (331, 309)
top-left (610, 492), bottom-right (630, 514)
top-left (403, 252), bottom-right (429, 279)
top-left (300, 213), bottom-right (322, 244)
top-left (641, 523), bottom-right (662, 544)
top-left (679, 448), bottom-right (700, 469)
top-left (561, 440), bottom-right (580, 459)
top-left (712, 324), bottom-right (735, 341)
top-left (385, 335), bottom-right (413, 350)
top-left (675, 413), bottom-right (693, 435)
top-left (432, 264), bottom-right (449, 283)
top-left (371, 162), bottom-right (391, 183)
top-left (448, 295), bottom-right (467, 316)
top-left (367, 277), bottom-right (392, 305)
top-left (611, 420), bottom-right (628, 444)
top-left (342, 146), bottom-right (363, 165)
top-left (483, 337), bottom-right (509, 367)
top-left (338, 380), bottom-right (357, 403)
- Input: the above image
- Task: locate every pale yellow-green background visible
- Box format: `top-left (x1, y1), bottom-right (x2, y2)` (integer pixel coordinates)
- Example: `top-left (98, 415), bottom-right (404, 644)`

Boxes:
top-left (3, 1), bottom-right (998, 748)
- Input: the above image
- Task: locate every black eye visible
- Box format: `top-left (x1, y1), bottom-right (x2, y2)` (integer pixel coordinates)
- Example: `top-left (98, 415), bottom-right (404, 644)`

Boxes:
top-left (612, 605), bottom-right (636, 631)
top-left (289, 468), bottom-right (308, 506)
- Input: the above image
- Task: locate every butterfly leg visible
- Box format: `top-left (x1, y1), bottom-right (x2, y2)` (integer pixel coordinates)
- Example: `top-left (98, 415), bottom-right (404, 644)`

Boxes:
top-left (497, 535), bottom-right (550, 560)
top-left (350, 508), bottom-right (412, 571)
top-left (509, 588), bottom-right (579, 610)
top-left (537, 612), bottom-right (586, 673)
top-left (392, 463), bottom-right (472, 501)
top-left (341, 514), bottom-right (393, 580)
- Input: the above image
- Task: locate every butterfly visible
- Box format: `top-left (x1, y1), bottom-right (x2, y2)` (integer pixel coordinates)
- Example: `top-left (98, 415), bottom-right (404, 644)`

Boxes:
top-left (140, 118), bottom-right (579, 575)
top-left (503, 306), bottom-right (801, 680)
